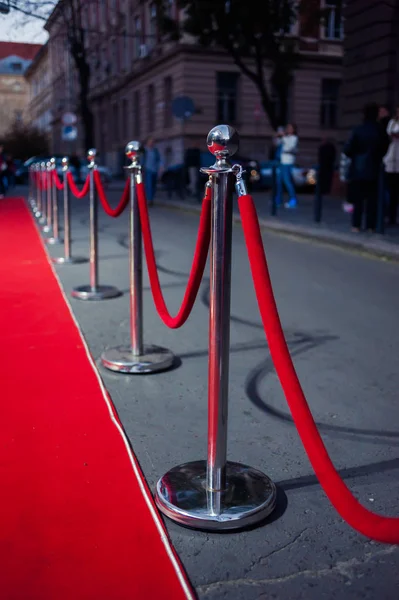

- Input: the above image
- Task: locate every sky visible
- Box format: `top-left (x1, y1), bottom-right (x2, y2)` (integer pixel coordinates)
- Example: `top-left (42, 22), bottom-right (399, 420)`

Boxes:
top-left (0, 10), bottom-right (49, 44)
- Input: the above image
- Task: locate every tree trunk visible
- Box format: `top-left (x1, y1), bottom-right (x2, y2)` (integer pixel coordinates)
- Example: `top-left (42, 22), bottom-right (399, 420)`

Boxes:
top-left (72, 51), bottom-right (94, 152)
top-left (79, 70), bottom-right (94, 151)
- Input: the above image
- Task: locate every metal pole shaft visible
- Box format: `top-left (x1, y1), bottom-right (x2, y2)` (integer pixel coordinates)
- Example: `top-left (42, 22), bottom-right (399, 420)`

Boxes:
top-left (41, 168), bottom-right (46, 220)
top-left (130, 171), bottom-right (144, 356)
top-left (206, 171), bottom-right (234, 498)
top-left (36, 170), bottom-right (41, 212)
top-left (28, 168), bottom-right (32, 203)
top-left (47, 171), bottom-right (52, 228)
top-left (89, 168), bottom-right (98, 291)
top-left (63, 171), bottom-right (71, 259)
top-left (52, 177), bottom-right (59, 239)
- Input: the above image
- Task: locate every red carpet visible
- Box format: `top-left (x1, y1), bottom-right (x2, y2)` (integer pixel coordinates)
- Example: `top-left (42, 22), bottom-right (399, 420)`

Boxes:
top-left (0, 199), bottom-right (193, 600)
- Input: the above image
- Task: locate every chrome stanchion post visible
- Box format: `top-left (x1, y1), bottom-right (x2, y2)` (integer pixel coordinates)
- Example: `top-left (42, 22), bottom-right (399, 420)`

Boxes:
top-left (156, 125), bottom-right (276, 531)
top-left (42, 161), bottom-right (53, 233)
top-left (47, 157), bottom-right (62, 245)
top-left (53, 157), bottom-right (87, 265)
top-left (72, 148), bottom-right (121, 300)
top-left (100, 141), bottom-right (174, 374)
top-left (39, 162), bottom-right (47, 225)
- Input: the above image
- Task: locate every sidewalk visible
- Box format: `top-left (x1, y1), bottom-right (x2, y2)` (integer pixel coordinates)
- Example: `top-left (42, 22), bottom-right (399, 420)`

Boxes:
top-left (112, 180), bottom-right (399, 261)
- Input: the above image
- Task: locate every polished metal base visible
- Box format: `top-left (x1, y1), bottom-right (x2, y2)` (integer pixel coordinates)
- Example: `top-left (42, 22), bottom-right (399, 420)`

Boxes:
top-left (156, 460), bottom-right (277, 531)
top-left (101, 345), bottom-right (175, 374)
top-left (52, 256), bottom-right (87, 265)
top-left (46, 236), bottom-right (63, 245)
top-left (42, 225), bottom-right (51, 234)
top-left (38, 216), bottom-right (46, 225)
top-left (71, 284), bottom-right (122, 301)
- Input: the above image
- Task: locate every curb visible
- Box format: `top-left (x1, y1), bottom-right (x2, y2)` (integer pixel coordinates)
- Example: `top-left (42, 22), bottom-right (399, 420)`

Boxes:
top-left (155, 198), bottom-right (399, 262)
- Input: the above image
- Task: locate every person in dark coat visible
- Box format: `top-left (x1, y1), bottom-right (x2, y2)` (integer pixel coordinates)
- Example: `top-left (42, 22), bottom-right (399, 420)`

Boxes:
top-left (318, 137), bottom-right (336, 195)
top-left (344, 103), bottom-right (388, 232)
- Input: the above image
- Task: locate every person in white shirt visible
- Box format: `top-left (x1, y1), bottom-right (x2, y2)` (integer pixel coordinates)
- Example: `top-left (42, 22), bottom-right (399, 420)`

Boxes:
top-left (383, 106), bottom-right (399, 225)
top-left (278, 124), bottom-right (298, 208)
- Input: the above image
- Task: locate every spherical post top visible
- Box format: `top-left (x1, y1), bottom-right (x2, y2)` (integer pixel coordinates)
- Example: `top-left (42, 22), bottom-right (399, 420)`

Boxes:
top-left (62, 156), bottom-right (69, 171)
top-left (207, 125), bottom-right (239, 160)
top-left (87, 148), bottom-right (97, 161)
top-left (125, 140), bottom-right (142, 162)
top-left (46, 160), bottom-right (52, 170)
top-left (40, 161), bottom-right (46, 169)
top-left (50, 157), bottom-right (56, 168)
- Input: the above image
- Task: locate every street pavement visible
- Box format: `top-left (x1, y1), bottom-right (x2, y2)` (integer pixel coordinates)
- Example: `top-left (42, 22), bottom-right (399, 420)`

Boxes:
top-left (112, 179), bottom-right (399, 260)
top-left (26, 183), bottom-right (399, 599)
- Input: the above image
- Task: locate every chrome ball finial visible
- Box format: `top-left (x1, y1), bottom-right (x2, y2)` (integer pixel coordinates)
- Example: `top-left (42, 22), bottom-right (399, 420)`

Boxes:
top-left (125, 140), bottom-right (142, 162)
top-left (87, 148), bottom-right (97, 169)
top-left (40, 161), bottom-right (46, 169)
top-left (62, 156), bottom-right (69, 171)
top-left (207, 124), bottom-right (239, 160)
top-left (46, 160), bottom-right (52, 170)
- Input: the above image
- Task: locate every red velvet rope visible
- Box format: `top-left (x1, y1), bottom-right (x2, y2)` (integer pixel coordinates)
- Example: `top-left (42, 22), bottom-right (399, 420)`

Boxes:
top-left (52, 170), bottom-right (65, 190)
top-left (36, 172), bottom-right (49, 191)
top-left (94, 170), bottom-right (130, 217)
top-left (136, 181), bottom-right (211, 329)
top-left (238, 193), bottom-right (399, 544)
top-left (66, 171), bottom-right (90, 198)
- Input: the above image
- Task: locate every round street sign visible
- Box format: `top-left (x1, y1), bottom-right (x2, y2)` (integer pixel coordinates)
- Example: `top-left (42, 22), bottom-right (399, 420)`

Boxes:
top-left (62, 112), bottom-right (77, 126)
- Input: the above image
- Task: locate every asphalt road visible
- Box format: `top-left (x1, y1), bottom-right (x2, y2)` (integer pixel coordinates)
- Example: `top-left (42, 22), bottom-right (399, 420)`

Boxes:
top-left (32, 184), bottom-right (399, 600)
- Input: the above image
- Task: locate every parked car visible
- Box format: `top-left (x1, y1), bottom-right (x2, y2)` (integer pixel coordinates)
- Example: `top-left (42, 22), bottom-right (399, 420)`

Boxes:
top-left (259, 161), bottom-right (318, 191)
top-left (15, 156), bottom-right (112, 184)
top-left (15, 156), bottom-right (64, 184)
top-left (199, 151), bottom-right (261, 191)
top-left (161, 151), bottom-right (261, 198)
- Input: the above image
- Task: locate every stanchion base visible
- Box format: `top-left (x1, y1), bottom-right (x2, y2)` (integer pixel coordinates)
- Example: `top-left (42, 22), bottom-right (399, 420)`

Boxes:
top-left (156, 460), bottom-right (277, 531)
top-left (101, 345), bottom-right (175, 374)
top-left (42, 225), bottom-right (51, 234)
top-left (52, 256), bottom-right (87, 265)
top-left (71, 284), bottom-right (122, 301)
top-left (46, 236), bottom-right (63, 245)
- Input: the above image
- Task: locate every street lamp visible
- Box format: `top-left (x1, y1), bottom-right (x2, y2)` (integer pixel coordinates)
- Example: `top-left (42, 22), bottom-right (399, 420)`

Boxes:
top-left (0, 1), bottom-right (10, 15)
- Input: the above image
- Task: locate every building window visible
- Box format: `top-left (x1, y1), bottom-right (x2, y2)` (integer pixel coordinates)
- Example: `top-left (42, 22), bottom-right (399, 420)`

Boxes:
top-left (11, 62), bottom-right (22, 72)
top-left (323, 1), bottom-right (343, 40)
top-left (216, 72), bottom-right (239, 124)
top-left (270, 83), bottom-right (292, 127)
top-left (320, 79), bottom-right (340, 128)
top-left (134, 90), bottom-right (140, 138)
top-left (164, 76), bottom-right (173, 128)
top-left (147, 84), bottom-right (155, 132)
top-left (166, 0), bottom-right (174, 18)
top-left (148, 3), bottom-right (157, 48)
top-left (122, 30), bottom-right (128, 70)
top-left (134, 16), bottom-right (142, 58)
top-left (100, 0), bottom-right (106, 26)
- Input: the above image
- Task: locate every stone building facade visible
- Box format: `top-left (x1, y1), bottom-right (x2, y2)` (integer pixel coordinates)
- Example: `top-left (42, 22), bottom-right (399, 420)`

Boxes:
top-left (46, 0), bottom-right (343, 172)
top-left (24, 43), bottom-right (52, 142)
top-left (0, 42), bottom-right (42, 138)
top-left (341, 0), bottom-right (399, 136)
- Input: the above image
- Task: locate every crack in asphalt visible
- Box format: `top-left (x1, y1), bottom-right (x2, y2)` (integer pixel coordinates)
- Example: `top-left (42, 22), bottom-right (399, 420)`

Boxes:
top-left (197, 544), bottom-right (398, 595)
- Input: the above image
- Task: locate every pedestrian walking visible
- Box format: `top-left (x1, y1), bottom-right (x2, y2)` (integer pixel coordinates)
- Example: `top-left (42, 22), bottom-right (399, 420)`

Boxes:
top-left (184, 142), bottom-right (201, 200)
top-left (344, 103), bottom-right (388, 232)
top-left (143, 137), bottom-right (162, 205)
top-left (383, 106), bottom-right (399, 225)
top-left (278, 124), bottom-right (298, 209)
